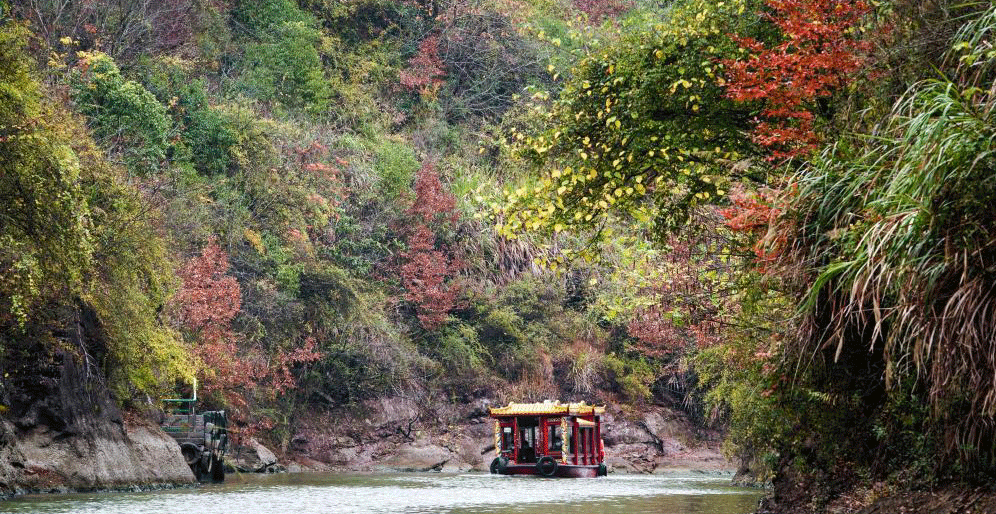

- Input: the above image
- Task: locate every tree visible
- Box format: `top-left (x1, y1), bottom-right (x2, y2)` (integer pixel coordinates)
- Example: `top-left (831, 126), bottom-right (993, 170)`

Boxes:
top-left (491, 0), bottom-right (760, 246)
top-left (2, 22), bottom-right (190, 399)
top-left (400, 164), bottom-right (461, 330)
top-left (723, 0), bottom-right (872, 160)
top-left (70, 51), bottom-right (171, 174)
top-left (400, 36), bottom-right (447, 99)
top-left (175, 239), bottom-right (321, 429)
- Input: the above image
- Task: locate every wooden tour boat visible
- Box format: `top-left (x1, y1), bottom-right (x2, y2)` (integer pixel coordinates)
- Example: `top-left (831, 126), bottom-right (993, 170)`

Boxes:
top-left (488, 400), bottom-right (607, 478)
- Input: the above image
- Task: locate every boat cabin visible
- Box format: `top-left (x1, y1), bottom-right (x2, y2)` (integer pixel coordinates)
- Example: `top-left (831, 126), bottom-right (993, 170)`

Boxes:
top-left (488, 400), bottom-right (606, 478)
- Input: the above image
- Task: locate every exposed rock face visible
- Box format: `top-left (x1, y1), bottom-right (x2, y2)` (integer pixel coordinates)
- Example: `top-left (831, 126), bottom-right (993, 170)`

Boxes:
top-left (1, 418), bottom-right (195, 496)
top-left (598, 407), bottom-right (729, 474)
top-left (285, 398), bottom-right (731, 475)
top-left (228, 437), bottom-right (283, 473)
top-left (0, 326), bottom-right (195, 498)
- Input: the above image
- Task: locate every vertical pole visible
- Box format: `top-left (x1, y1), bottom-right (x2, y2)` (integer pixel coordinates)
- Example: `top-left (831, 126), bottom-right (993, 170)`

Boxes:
top-left (539, 417), bottom-right (546, 456)
top-left (513, 417), bottom-right (519, 464)
top-left (595, 416), bottom-right (603, 463)
top-left (573, 421), bottom-right (578, 466)
top-left (589, 428), bottom-right (594, 465)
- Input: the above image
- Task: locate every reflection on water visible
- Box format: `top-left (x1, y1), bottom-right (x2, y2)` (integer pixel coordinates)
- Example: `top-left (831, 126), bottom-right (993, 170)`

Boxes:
top-left (0, 472), bottom-right (762, 514)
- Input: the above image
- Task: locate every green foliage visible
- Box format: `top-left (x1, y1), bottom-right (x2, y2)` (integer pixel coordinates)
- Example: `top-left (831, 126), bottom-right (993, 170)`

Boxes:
top-left (70, 52), bottom-right (171, 175)
top-left (1, 23), bottom-right (92, 326)
top-left (373, 136), bottom-right (420, 201)
top-left (432, 322), bottom-right (487, 374)
top-left (778, 66), bottom-right (996, 467)
top-left (82, 173), bottom-right (194, 397)
top-left (232, 0), bottom-right (331, 112)
top-left (1, 22), bottom-right (189, 399)
top-left (602, 353), bottom-right (653, 402)
top-left (491, 0), bottom-right (759, 244)
top-left (141, 60), bottom-right (237, 175)
top-left (298, 267), bottom-right (412, 406)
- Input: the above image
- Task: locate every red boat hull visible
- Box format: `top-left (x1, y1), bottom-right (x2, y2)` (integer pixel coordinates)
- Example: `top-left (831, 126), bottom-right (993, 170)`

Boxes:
top-left (498, 463), bottom-right (601, 478)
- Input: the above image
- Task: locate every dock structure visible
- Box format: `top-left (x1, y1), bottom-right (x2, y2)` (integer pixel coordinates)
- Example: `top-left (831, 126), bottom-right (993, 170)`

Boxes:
top-left (161, 382), bottom-right (228, 482)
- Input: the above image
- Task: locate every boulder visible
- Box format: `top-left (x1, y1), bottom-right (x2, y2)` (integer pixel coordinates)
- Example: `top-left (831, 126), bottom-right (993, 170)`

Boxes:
top-left (229, 437), bottom-right (282, 472)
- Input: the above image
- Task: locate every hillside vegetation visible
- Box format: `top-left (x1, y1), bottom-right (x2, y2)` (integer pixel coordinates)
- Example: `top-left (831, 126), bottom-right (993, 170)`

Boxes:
top-left (2, 0), bottom-right (996, 509)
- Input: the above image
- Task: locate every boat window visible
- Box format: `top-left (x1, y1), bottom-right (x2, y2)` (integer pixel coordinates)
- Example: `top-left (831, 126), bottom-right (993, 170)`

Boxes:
top-left (519, 426), bottom-right (535, 448)
top-left (501, 427), bottom-right (513, 452)
top-left (548, 425), bottom-right (562, 452)
top-left (580, 428), bottom-right (587, 456)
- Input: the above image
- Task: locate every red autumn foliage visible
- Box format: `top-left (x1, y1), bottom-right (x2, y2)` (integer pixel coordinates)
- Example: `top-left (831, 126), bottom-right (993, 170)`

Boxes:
top-left (627, 238), bottom-right (725, 356)
top-left (400, 36), bottom-right (447, 96)
top-left (175, 240), bottom-right (258, 417)
top-left (175, 240), bottom-right (241, 339)
top-left (724, 0), bottom-right (872, 160)
top-left (175, 240), bottom-right (320, 436)
top-left (573, 0), bottom-right (633, 24)
top-left (400, 164), bottom-right (461, 330)
top-left (719, 187), bottom-right (788, 271)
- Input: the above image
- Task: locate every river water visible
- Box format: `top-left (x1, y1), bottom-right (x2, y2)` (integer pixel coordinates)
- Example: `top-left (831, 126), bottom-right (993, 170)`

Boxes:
top-left (0, 472), bottom-right (762, 514)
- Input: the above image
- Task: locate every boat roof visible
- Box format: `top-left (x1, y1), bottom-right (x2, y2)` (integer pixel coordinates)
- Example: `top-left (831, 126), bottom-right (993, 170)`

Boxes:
top-left (489, 400), bottom-right (606, 417)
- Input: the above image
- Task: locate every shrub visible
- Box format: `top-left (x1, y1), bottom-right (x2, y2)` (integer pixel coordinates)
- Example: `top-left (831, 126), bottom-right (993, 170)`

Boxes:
top-left (70, 52), bottom-right (171, 175)
top-left (232, 0), bottom-right (331, 112)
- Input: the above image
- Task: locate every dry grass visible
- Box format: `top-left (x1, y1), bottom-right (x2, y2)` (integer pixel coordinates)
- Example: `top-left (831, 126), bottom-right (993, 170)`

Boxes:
top-left (768, 2), bottom-right (996, 463)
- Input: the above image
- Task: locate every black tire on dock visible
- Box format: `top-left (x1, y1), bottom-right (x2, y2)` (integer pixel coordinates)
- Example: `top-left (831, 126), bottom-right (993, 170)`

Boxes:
top-left (180, 442), bottom-right (201, 466)
top-left (536, 456), bottom-right (558, 477)
top-left (597, 463), bottom-right (607, 476)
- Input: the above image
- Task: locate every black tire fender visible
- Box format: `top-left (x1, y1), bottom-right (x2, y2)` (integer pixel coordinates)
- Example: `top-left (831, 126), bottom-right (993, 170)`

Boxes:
top-left (180, 442), bottom-right (201, 466)
top-left (489, 456), bottom-right (508, 474)
top-left (536, 456), bottom-right (558, 477)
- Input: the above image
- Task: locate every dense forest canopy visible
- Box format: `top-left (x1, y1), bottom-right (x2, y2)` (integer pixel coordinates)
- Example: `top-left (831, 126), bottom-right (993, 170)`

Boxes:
top-left (2, 0), bottom-right (996, 507)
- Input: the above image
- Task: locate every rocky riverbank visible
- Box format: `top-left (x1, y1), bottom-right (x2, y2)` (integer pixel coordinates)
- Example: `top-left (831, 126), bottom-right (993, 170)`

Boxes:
top-left (272, 398), bottom-right (732, 475)
top-left (0, 417), bottom-right (195, 498)
top-left (1, 349), bottom-right (731, 500)
top-left (0, 348), bottom-right (195, 499)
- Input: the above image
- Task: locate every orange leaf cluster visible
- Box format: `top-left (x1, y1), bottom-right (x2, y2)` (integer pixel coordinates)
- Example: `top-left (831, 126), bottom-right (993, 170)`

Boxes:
top-left (175, 240), bottom-right (320, 435)
top-left (724, 0), bottom-right (871, 160)
top-left (400, 36), bottom-right (447, 96)
top-left (719, 188), bottom-right (789, 270)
